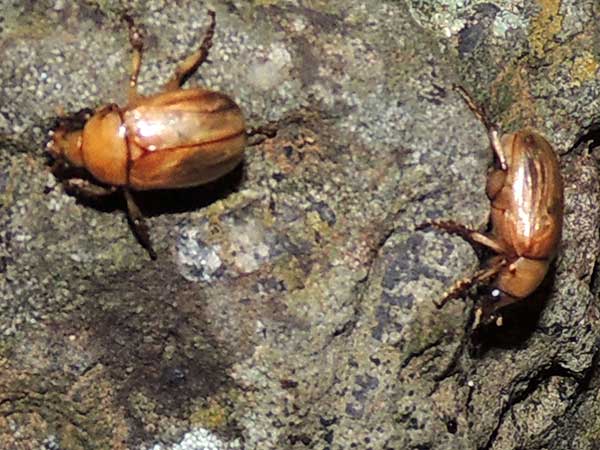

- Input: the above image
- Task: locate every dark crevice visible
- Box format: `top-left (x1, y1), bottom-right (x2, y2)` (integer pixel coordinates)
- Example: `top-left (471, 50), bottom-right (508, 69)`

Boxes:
top-left (318, 272), bottom-right (368, 354)
top-left (541, 343), bottom-right (600, 450)
top-left (428, 302), bottom-right (476, 392)
top-left (322, 188), bottom-right (446, 350)
top-left (318, 184), bottom-right (418, 352)
top-left (568, 122), bottom-right (600, 156)
top-left (479, 362), bottom-right (591, 450)
top-left (399, 337), bottom-right (444, 370)
top-left (332, 316), bottom-right (358, 338)
top-left (464, 377), bottom-right (476, 425)
top-left (588, 252), bottom-right (600, 297)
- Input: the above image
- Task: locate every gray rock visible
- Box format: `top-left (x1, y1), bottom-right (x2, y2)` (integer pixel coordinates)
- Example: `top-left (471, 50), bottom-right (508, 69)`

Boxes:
top-left (1, 0), bottom-right (599, 449)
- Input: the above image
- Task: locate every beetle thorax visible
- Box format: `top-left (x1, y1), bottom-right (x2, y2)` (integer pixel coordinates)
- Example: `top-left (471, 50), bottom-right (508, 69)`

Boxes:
top-left (80, 109), bottom-right (129, 186)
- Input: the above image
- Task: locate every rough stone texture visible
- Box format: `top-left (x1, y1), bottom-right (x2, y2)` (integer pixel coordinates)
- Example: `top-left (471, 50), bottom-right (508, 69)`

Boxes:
top-left (1, 0), bottom-right (600, 449)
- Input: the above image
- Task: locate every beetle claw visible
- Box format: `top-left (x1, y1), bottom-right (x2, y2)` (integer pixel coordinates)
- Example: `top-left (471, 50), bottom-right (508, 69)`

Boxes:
top-left (131, 218), bottom-right (157, 260)
top-left (128, 213), bottom-right (157, 260)
top-left (123, 14), bottom-right (142, 44)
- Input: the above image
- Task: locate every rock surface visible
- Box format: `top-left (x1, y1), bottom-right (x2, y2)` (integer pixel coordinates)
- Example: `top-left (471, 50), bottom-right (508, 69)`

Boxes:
top-left (1, 0), bottom-right (600, 449)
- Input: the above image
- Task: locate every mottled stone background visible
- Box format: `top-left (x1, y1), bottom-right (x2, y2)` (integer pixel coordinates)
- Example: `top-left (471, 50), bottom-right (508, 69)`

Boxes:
top-left (1, 1), bottom-right (600, 449)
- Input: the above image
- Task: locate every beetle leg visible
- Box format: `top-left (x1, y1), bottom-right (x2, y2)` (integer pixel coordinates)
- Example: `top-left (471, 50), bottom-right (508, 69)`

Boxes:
top-left (486, 168), bottom-right (506, 200)
top-left (247, 123), bottom-right (278, 146)
top-left (417, 220), bottom-right (508, 254)
top-left (435, 258), bottom-right (508, 309)
top-left (124, 14), bottom-right (145, 102)
top-left (50, 157), bottom-right (69, 177)
top-left (163, 10), bottom-right (216, 91)
top-left (123, 188), bottom-right (157, 260)
top-left (62, 178), bottom-right (118, 198)
top-left (452, 84), bottom-right (507, 170)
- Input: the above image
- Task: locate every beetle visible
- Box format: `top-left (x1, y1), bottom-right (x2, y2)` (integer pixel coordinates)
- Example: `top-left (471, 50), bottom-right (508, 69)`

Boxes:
top-left (47, 11), bottom-right (266, 259)
top-left (419, 85), bottom-right (564, 326)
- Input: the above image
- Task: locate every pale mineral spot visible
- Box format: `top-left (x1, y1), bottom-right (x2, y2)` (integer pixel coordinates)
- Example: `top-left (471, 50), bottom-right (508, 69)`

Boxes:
top-left (227, 217), bottom-right (273, 274)
top-left (176, 227), bottom-right (223, 283)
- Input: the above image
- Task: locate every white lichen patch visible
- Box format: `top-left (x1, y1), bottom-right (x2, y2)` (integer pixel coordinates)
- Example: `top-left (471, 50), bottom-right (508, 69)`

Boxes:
top-left (142, 426), bottom-right (240, 450)
top-left (492, 9), bottom-right (528, 39)
top-left (407, 0), bottom-right (472, 37)
top-left (247, 43), bottom-right (293, 91)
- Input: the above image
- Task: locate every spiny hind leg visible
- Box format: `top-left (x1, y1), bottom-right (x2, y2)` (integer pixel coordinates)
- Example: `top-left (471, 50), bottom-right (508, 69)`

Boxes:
top-left (434, 257), bottom-right (507, 309)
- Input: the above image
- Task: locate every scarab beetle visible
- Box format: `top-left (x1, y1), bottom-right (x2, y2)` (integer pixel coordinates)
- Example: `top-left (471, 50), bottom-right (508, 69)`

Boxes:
top-left (48, 11), bottom-right (253, 259)
top-left (420, 85), bottom-right (564, 326)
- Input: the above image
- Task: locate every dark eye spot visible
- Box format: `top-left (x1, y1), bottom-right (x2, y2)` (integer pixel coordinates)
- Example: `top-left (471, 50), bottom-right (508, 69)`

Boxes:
top-left (523, 133), bottom-right (535, 147)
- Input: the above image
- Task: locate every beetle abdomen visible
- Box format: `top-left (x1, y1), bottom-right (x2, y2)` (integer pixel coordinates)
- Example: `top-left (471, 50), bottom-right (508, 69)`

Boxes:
top-left (495, 256), bottom-right (550, 299)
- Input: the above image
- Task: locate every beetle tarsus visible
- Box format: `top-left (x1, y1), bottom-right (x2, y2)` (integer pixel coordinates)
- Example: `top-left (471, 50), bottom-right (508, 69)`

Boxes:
top-left (124, 189), bottom-right (157, 260)
top-left (124, 14), bottom-right (145, 100)
top-left (164, 10), bottom-right (216, 90)
top-left (130, 217), bottom-right (157, 260)
top-left (124, 16), bottom-right (144, 52)
top-left (452, 84), bottom-right (494, 130)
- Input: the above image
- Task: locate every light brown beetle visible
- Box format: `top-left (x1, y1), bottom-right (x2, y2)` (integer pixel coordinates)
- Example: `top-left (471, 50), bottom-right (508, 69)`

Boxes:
top-left (48, 11), bottom-right (259, 259)
top-left (420, 85), bottom-right (564, 326)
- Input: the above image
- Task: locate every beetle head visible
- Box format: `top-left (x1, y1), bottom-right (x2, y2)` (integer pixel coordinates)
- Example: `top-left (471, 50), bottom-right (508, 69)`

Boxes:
top-left (47, 108), bottom-right (93, 167)
top-left (475, 288), bottom-right (519, 327)
top-left (47, 127), bottom-right (84, 166)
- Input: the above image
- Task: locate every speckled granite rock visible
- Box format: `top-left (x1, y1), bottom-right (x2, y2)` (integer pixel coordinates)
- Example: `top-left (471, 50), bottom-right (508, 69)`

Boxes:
top-left (1, 1), bottom-right (600, 449)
